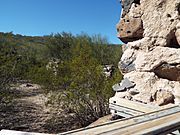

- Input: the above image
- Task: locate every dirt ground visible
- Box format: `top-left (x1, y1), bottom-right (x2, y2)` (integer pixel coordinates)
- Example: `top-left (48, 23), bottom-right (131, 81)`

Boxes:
top-left (0, 82), bottom-right (113, 134)
top-left (0, 83), bottom-right (80, 134)
top-left (0, 83), bottom-right (50, 132)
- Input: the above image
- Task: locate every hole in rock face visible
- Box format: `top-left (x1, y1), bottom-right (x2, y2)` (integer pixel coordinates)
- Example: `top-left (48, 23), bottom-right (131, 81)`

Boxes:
top-left (127, 31), bottom-right (131, 34)
top-left (167, 14), bottom-right (171, 17)
top-left (133, 0), bottom-right (140, 5)
top-left (170, 19), bottom-right (174, 22)
top-left (166, 31), bottom-right (180, 48)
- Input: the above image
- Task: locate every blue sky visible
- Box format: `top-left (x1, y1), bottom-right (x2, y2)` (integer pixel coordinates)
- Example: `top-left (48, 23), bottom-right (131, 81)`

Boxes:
top-left (0, 0), bottom-right (122, 44)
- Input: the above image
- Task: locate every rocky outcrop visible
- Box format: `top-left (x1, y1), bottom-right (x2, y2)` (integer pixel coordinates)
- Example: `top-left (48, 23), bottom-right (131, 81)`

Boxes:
top-left (116, 15), bottom-right (144, 43)
top-left (114, 0), bottom-right (180, 105)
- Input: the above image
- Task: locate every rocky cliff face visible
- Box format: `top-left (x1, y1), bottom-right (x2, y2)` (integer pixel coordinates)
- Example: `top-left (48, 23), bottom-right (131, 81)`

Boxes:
top-left (115, 0), bottom-right (180, 105)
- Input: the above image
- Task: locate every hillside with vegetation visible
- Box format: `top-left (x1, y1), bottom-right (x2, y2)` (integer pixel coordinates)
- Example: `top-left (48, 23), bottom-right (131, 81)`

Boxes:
top-left (0, 32), bottom-right (122, 133)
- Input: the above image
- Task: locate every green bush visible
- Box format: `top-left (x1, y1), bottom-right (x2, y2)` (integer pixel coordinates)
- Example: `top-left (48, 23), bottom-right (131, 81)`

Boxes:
top-left (0, 32), bottom-right (123, 127)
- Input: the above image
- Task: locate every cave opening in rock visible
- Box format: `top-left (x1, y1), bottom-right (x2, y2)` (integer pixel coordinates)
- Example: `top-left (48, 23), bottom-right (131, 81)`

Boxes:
top-left (167, 31), bottom-right (180, 48)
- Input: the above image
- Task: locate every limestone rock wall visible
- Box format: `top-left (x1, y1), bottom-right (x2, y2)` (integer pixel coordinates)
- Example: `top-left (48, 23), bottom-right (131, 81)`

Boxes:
top-left (115, 0), bottom-right (180, 105)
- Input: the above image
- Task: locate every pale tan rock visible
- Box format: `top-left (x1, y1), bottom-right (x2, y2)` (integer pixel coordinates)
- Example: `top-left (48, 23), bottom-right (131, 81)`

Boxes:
top-left (114, 0), bottom-right (180, 106)
top-left (153, 90), bottom-right (174, 106)
top-left (133, 92), bottom-right (153, 103)
top-left (135, 47), bottom-right (180, 71)
top-left (116, 72), bottom-right (180, 105)
top-left (128, 88), bottom-right (139, 95)
top-left (175, 29), bottom-right (180, 46)
top-left (115, 91), bottom-right (127, 98)
top-left (174, 85), bottom-right (180, 97)
top-left (118, 0), bottom-right (180, 47)
top-left (119, 46), bottom-right (180, 81)
top-left (174, 84), bottom-right (180, 105)
top-left (141, 0), bottom-right (179, 40)
top-left (174, 97), bottom-right (180, 105)
top-left (117, 15), bottom-right (143, 43)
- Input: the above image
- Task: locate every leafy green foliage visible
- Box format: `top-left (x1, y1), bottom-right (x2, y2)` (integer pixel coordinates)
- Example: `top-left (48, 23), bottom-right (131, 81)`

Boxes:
top-left (0, 32), bottom-right (123, 127)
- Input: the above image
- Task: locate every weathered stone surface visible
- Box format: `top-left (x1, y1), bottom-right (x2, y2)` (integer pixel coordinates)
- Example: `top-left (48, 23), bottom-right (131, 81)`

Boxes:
top-left (142, 0), bottom-right (179, 39)
top-left (174, 98), bottom-right (180, 105)
top-left (112, 78), bottom-right (135, 92)
top-left (119, 46), bottom-right (180, 78)
top-left (175, 28), bottom-right (180, 46)
top-left (110, 0), bottom-right (180, 114)
top-left (135, 47), bottom-right (180, 71)
top-left (118, 0), bottom-right (180, 46)
top-left (128, 88), bottom-right (139, 95)
top-left (112, 71), bottom-right (180, 105)
top-left (121, 78), bottom-right (136, 89)
top-left (114, 91), bottom-right (128, 98)
top-left (123, 72), bottom-right (178, 105)
top-left (117, 15), bottom-right (143, 43)
top-left (153, 89), bottom-right (174, 106)
top-left (120, 0), bottom-right (141, 17)
top-left (112, 0), bottom-right (180, 108)
top-left (133, 92), bottom-right (153, 103)
top-left (154, 63), bottom-right (180, 81)
top-left (119, 48), bottom-right (137, 74)
top-left (112, 83), bottom-right (126, 92)
top-left (174, 83), bottom-right (180, 105)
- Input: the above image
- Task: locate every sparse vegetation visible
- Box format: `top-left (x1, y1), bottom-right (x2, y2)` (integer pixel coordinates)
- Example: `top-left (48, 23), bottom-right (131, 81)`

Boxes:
top-left (0, 32), bottom-right (122, 133)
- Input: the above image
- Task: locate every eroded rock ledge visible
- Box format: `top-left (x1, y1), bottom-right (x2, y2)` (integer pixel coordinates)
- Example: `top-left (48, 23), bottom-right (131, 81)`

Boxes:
top-left (114, 0), bottom-right (180, 106)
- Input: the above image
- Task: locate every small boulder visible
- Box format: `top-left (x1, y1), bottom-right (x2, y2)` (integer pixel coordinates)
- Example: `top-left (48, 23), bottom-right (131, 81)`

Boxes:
top-left (112, 78), bottom-right (136, 92)
top-left (153, 89), bottom-right (174, 106)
